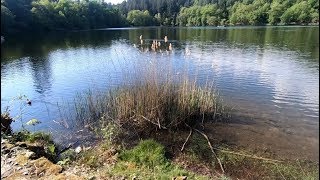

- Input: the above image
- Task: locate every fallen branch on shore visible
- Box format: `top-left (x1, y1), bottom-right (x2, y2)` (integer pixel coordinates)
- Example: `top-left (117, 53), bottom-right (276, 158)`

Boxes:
top-left (193, 128), bottom-right (225, 174)
top-left (139, 115), bottom-right (168, 129)
top-left (180, 123), bottom-right (193, 152)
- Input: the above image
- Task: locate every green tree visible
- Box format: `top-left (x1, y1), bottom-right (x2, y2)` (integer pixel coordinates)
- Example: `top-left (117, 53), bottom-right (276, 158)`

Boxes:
top-left (127, 10), bottom-right (155, 26)
top-left (281, 1), bottom-right (312, 24)
top-left (31, 0), bottom-right (58, 30)
top-left (268, 0), bottom-right (285, 25)
top-left (177, 4), bottom-right (221, 26)
top-left (229, 0), bottom-right (269, 25)
top-left (1, 5), bottom-right (15, 33)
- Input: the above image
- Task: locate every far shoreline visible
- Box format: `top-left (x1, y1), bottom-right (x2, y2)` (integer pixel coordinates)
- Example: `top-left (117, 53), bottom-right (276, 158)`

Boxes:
top-left (2, 23), bottom-right (319, 37)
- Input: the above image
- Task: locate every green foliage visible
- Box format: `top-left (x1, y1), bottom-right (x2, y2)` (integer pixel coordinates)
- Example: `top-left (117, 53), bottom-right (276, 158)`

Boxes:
top-left (98, 122), bottom-right (120, 145)
top-left (127, 10), bottom-right (156, 26)
top-left (3, 0), bottom-right (33, 30)
top-left (177, 4), bottom-right (222, 26)
top-left (281, 1), bottom-right (313, 24)
top-left (1, 5), bottom-right (15, 33)
top-left (229, 0), bottom-right (270, 25)
top-left (1, 0), bottom-right (319, 34)
top-left (9, 130), bottom-right (53, 146)
top-left (26, 118), bottom-right (41, 126)
top-left (113, 139), bottom-right (209, 179)
top-left (176, 0), bottom-right (318, 26)
top-left (119, 139), bottom-right (168, 168)
top-left (57, 157), bottom-right (70, 166)
top-left (1, 0), bottom-right (127, 34)
top-left (268, 0), bottom-right (286, 25)
top-left (8, 130), bottom-right (58, 161)
top-left (310, 10), bottom-right (319, 23)
top-left (58, 149), bottom-right (77, 163)
top-left (25, 131), bottom-right (53, 143)
top-left (47, 143), bottom-right (56, 156)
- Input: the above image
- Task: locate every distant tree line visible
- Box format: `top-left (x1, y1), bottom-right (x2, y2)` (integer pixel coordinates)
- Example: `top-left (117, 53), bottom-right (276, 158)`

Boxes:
top-left (1, 0), bottom-right (128, 34)
top-left (1, 0), bottom-right (319, 35)
top-left (119, 0), bottom-right (318, 26)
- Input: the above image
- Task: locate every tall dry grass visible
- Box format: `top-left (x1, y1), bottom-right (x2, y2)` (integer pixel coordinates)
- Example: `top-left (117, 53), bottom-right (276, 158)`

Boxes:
top-left (74, 79), bottom-right (227, 133)
top-left (73, 54), bottom-right (228, 135)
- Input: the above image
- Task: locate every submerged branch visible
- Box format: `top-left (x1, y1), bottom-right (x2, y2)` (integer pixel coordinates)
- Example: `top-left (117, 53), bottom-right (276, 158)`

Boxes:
top-left (214, 148), bottom-right (283, 163)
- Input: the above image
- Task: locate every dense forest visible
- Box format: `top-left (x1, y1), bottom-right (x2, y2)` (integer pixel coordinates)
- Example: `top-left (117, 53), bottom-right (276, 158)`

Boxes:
top-left (1, 0), bottom-right (319, 34)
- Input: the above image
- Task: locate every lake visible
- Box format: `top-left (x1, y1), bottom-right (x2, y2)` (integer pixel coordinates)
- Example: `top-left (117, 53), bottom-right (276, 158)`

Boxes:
top-left (1, 26), bottom-right (319, 161)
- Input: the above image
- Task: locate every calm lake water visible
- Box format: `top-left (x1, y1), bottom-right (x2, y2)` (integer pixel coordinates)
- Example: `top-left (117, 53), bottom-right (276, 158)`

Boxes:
top-left (1, 26), bottom-right (319, 160)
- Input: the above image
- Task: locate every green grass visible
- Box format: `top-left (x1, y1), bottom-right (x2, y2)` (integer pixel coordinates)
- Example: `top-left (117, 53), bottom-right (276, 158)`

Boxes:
top-left (112, 139), bottom-right (210, 179)
top-left (119, 139), bottom-right (168, 168)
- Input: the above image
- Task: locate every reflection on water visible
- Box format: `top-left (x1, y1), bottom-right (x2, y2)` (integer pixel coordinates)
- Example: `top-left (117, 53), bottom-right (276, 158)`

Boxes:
top-left (1, 26), bottom-right (319, 159)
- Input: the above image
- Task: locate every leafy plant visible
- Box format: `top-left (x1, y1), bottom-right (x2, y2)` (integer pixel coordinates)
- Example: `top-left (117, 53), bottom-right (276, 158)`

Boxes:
top-left (26, 118), bottom-right (41, 131)
top-left (26, 118), bottom-right (41, 126)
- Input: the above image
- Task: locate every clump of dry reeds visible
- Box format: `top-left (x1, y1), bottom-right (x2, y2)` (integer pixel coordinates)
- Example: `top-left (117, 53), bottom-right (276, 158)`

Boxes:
top-left (108, 80), bottom-right (224, 129)
top-left (73, 54), bottom-right (228, 136)
top-left (74, 77), bottom-right (227, 134)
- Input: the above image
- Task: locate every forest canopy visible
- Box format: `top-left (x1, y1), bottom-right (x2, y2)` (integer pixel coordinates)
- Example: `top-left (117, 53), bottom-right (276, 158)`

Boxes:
top-left (1, 0), bottom-right (319, 34)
